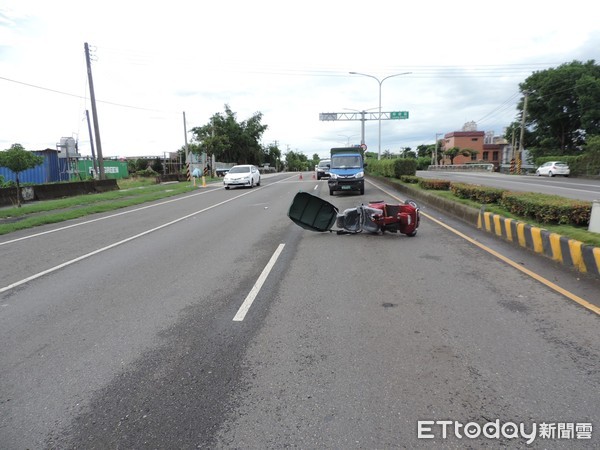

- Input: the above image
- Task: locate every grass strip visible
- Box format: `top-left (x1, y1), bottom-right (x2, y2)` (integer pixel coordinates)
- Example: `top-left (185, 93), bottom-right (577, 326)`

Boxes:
top-left (0, 181), bottom-right (198, 235)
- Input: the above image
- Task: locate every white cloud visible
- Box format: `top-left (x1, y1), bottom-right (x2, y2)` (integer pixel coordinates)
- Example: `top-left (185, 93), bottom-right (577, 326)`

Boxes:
top-left (1, 0), bottom-right (599, 160)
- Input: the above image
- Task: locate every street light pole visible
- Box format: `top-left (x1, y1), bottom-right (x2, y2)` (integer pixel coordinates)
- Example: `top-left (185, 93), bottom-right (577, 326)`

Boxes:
top-left (349, 71), bottom-right (411, 160)
top-left (338, 134), bottom-right (358, 146)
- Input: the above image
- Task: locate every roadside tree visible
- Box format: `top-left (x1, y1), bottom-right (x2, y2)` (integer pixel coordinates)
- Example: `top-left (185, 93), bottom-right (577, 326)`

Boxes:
top-left (262, 143), bottom-right (283, 170)
top-left (0, 144), bottom-right (44, 207)
top-left (443, 146), bottom-right (472, 165)
top-left (517, 60), bottom-right (600, 156)
top-left (150, 157), bottom-right (163, 174)
top-left (190, 105), bottom-right (267, 165)
top-left (285, 150), bottom-right (308, 171)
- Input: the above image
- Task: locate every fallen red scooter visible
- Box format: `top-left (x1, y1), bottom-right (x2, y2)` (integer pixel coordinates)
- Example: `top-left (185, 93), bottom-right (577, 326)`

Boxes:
top-left (288, 192), bottom-right (420, 236)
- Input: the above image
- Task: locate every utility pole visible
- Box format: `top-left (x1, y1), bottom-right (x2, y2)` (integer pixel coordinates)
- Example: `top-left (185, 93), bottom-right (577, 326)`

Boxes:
top-left (433, 133), bottom-right (443, 165)
top-left (517, 91), bottom-right (529, 174)
top-left (518, 92), bottom-right (529, 155)
top-left (183, 111), bottom-right (190, 180)
top-left (84, 42), bottom-right (105, 179)
top-left (511, 127), bottom-right (516, 159)
top-left (85, 110), bottom-right (98, 177)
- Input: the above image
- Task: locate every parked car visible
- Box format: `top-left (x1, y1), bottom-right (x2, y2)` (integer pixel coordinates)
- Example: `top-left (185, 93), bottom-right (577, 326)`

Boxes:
top-left (535, 161), bottom-right (570, 177)
top-left (223, 164), bottom-right (261, 189)
top-left (316, 159), bottom-right (331, 180)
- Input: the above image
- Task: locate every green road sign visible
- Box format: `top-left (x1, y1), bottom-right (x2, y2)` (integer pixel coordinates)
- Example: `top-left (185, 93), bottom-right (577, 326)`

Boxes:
top-left (390, 111), bottom-right (409, 119)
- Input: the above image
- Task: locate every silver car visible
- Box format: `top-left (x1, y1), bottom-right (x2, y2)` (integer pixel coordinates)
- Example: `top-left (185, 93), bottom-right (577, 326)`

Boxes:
top-left (223, 164), bottom-right (261, 189)
top-left (535, 161), bottom-right (570, 177)
top-left (316, 159), bottom-right (331, 180)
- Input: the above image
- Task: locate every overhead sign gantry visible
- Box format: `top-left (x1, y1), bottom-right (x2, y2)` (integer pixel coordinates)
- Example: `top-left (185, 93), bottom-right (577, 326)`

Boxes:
top-left (319, 110), bottom-right (409, 147)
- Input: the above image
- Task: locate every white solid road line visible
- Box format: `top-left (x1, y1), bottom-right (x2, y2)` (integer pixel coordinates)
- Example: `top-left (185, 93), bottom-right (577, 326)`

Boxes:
top-left (0, 190), bottom-right (258, 294)
top-left (0, 186), bottom-right (217, 247)
top-left (0, 175), bottom-right (298, 294)
top-left (0, 173), bottom-right (300, 247)
top-left (233, 243), bottom-right (285, 322)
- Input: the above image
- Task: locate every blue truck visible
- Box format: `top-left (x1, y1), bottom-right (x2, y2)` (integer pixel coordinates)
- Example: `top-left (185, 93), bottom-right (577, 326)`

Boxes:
top-left (327, 147), bottom-right (366, 195)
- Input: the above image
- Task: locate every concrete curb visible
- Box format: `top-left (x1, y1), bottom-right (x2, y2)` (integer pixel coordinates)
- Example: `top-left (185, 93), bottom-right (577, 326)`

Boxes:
top-left (368, 175), bottom-right (600, 280)
top-left (478, 209), bottom-right (600, 279)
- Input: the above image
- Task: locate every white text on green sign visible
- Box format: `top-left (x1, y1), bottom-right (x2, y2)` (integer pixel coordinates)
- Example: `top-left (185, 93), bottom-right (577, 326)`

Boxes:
top-left (390, 111), bottom-right (409, 119)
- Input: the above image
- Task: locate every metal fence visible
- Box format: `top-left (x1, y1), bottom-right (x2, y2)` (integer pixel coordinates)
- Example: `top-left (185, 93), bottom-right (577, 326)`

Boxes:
top-left (427, 164), bottom-right (495, 172)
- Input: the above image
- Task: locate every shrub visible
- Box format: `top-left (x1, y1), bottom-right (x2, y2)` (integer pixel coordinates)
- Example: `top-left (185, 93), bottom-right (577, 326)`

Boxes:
top-left (1, 179), bottom-right (16, 188)
top-left (500, 192), bottom-right (591, 226)
top-left (570, 152), bottom-right (600, 177)
top-left (393, 159), bottom-right (417, 178)
top-left (418, 178), bottom-right (451, 190)
top-left (135, 168), bottom-right (159, 178)
top-left (400, 175), bottom-right (420, 184)
top-left (365, 158), bottom-right (417, 178)
top-left (365, 159), bottom-right (395, 178)
top-left (450, 182), bottom-right (504, 204)
top-left (415, 157), bottom-right (432, 170)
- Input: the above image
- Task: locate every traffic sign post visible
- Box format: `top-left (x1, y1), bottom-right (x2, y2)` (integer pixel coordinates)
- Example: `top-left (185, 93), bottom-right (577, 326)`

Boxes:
top-left (319, 111), bottom-right (409, 155)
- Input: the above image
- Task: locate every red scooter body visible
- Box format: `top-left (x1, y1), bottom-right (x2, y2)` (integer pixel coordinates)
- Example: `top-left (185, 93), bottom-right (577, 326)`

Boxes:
top-left (367, 200), bottom-right (420, 236)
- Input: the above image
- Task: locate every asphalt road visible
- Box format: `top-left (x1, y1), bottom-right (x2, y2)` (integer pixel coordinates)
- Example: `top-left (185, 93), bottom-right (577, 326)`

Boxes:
top-left (417, 170), bottom-right (600, 202)
top-left (1, 172), bottom-right (598, 449)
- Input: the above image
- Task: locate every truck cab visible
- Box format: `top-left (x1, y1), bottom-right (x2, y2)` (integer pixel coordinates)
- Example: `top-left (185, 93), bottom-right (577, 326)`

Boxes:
top-left (327, 147), bottom-right (366, 195)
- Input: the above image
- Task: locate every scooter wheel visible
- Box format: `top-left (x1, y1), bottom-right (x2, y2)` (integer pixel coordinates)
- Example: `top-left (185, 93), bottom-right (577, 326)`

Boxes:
top-left (405, 199), bottom-right (419, 209)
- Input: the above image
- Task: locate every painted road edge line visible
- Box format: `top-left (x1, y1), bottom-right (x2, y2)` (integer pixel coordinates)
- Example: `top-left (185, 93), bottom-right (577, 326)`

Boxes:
top-left (1, 173), bottom-right (300, 247)
top-left (233, 243), bottom-right (285, 322)
top-left (0, 189), bottom-right (261, 294)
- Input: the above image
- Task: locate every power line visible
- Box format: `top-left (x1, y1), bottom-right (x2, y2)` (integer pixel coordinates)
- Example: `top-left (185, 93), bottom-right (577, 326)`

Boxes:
top-left (0, 75), bottom-right (174, 113)
top-left (476, 91), bottom-right (521, 124)
top-left (90, 45), bottom-right (567, 78)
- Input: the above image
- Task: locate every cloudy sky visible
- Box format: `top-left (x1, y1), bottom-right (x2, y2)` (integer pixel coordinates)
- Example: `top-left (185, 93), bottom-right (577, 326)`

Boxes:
top-left (1, 1), bottom-right (599, 160)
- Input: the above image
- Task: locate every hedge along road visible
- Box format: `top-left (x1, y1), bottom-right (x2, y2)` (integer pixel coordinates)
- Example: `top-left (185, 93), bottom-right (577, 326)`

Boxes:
top-left (0, 171), bottom-right (599, 448)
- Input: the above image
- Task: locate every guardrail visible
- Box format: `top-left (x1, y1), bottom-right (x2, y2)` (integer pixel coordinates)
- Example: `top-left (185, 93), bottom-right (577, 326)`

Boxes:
top-left (428, 164), bottom-right (494, 172)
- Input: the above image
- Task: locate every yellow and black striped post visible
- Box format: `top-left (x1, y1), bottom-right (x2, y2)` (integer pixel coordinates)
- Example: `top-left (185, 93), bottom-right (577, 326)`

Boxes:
top-left (478, 208), bottom-right (600, 279)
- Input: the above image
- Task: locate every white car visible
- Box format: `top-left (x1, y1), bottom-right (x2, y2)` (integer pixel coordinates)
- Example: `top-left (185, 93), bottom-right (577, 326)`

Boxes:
top-left (223, 164), bottom-right (261, 189)
top-left (535, 161), bottom-right (570, 177)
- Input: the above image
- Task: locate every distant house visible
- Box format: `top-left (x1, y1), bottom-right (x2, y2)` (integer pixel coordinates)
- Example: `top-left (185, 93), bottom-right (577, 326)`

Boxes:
top-left (440, 123), bottom-right (507, 170)
top-left (441, 130), bottom-right (485, 165)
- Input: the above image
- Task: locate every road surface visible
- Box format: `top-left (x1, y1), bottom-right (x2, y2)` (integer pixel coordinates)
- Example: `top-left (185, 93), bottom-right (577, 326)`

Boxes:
top-left (1, 172), bottom-right (598, 448)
